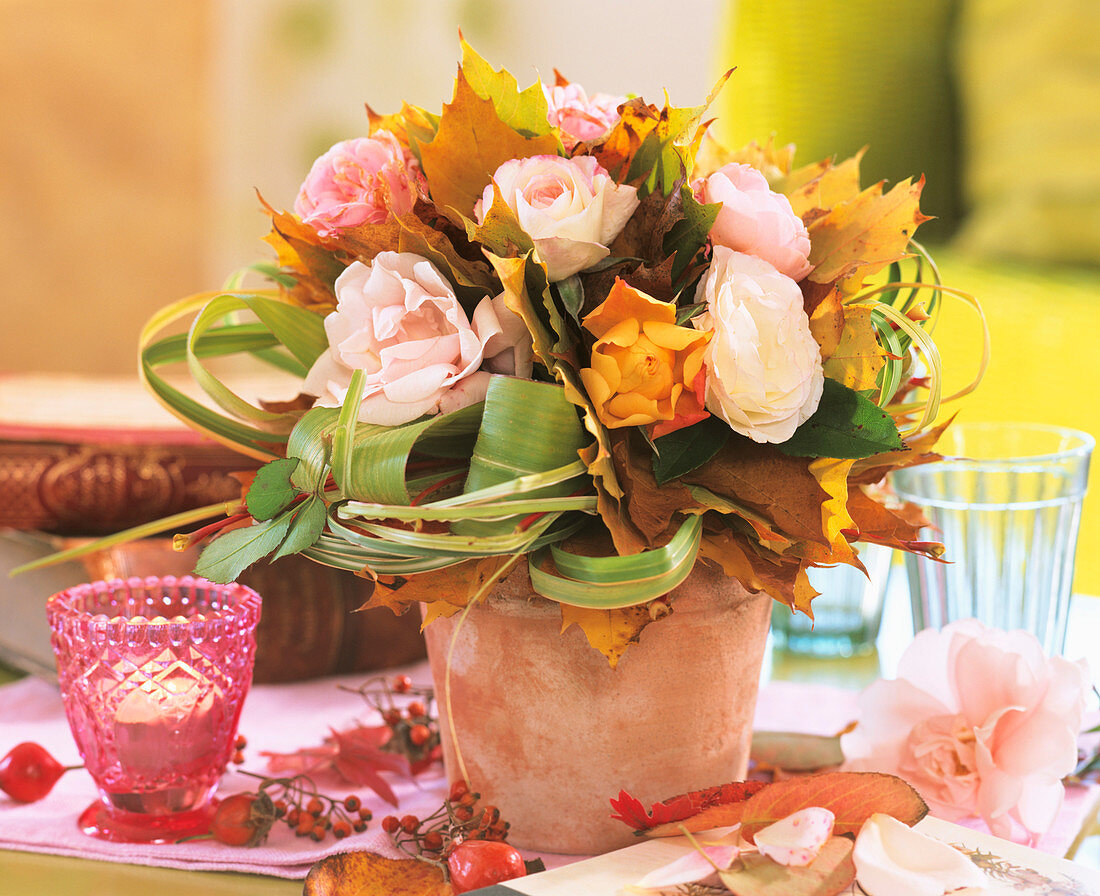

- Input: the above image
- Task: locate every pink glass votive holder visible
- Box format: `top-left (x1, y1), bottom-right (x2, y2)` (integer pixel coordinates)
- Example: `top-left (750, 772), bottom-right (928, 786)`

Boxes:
top-left (47, 575), bottom-right (262, 843)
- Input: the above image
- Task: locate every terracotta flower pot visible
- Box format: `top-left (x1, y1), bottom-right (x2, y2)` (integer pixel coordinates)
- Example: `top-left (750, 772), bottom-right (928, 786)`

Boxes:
top-left (421, 561), bottom-right (772, 854)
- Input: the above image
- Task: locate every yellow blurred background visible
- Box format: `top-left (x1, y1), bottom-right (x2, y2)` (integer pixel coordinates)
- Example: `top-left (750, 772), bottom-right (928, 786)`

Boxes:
top-left (2, 0), bottom-right (1098, 592)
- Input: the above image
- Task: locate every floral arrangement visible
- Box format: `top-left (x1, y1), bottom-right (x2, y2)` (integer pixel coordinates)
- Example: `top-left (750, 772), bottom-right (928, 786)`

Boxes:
top-left (85, 40), bottom-right (982, 664)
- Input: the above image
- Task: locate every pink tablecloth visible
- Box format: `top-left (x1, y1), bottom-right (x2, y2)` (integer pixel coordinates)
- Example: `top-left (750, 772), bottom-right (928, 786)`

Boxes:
top-left (0, 665), bottom-right (1096, 878)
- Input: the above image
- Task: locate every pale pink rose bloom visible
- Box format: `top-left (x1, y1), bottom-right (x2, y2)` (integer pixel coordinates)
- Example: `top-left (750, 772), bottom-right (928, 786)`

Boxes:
top-left (543, 82), bottom-right (624, 147)
top-left (697, 163), bottom-right (813, 281)
top-left (692, 247), bottom-right (823, 443)
top-left (294, 131), bottom-right (419, 236)
top-left (853, 814), bottom-right (987, 896)
top-left (476, 154), bottom-right (640, 282)
top-left (841, 619), bottom-right (1091, 844)
top-left (754, 807), bottom-right (835, 866)
top-left (302, 253), bottom-right (530, 425)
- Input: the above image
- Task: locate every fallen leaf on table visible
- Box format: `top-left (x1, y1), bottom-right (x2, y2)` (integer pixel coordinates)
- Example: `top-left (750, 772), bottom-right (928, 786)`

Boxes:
top-left (304, 851), bottom-right (453, 896)
top-left (610, 780), bottom-right (768, 834)
top-left (718, 836), bottom-right (856, 896)
top-left (750, 731), bottom-right (845, 772)
top-left (739, 771), bottom-right (928, 843)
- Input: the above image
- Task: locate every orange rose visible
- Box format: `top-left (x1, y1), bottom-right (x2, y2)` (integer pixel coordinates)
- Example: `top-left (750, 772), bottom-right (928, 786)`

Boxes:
top-left (579, 279), bottom-right (711, 438)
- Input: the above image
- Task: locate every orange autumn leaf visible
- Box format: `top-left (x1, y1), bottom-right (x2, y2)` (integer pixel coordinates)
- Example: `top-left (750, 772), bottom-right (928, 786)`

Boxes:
top-left (738, 771), bottom-right (928, 843)
top-left (846, 486), bottom-right (944, 559)
top-left (357, 556), bottom-right (512, 620)
top-left (611, 780), bottom-right (768, 834)
top-left (419, 70), bottom-right (560, 225)
top-left (698, 528), bottom-right (817, 614)
top-left (303, 851), bottom-right (453, 896)
top-left (808, 286), bottom-right (845, 361)
top-left (682, 442), bottom-right (832, 547)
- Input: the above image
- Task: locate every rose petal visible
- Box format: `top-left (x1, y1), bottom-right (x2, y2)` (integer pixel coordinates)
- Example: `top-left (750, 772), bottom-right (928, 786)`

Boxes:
top-left (853, 814), bottom-right (986, 896)
top-left (753, 807), bottom-right (835, 867)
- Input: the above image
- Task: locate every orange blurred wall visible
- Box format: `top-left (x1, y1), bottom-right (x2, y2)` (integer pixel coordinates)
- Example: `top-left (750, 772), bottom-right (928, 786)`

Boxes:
top-left (0, 1), bottom-right (213, 376)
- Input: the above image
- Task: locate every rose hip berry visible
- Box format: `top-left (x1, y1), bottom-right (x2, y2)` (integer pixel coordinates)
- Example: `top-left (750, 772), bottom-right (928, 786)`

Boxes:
top-left (0, 742), bottom-right (68, 803)
top-left (210, 792), bottom-right (276, 847)
top-left (447, 840), bottom-right (527, 893)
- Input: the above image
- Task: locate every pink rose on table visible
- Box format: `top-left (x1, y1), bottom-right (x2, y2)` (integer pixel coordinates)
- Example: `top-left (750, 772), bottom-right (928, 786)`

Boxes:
top-left (476, 154), bottom-right (639, 282)
top-left (303, 253), bottom-right (529, 425)
top-left (692, 247), bottom-right (823, 443)
top-left (543, 82), bottom-right (624, 147)
top-left (841, 619), bottom-right (1091, 844)
top-left (696, 162), bottom-right (812, 281)
top-left (294, 131), bottom-right (420, 236)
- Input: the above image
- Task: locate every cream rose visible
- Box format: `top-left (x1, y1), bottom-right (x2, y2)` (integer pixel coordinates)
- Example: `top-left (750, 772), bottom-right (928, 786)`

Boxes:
top-left (697, 162), bottom-right (812, 281)
top-left (303, 253), bottom-right (529, 425)
top-left (692, 247), bottom-right (823, 443)
top-left (841, 619), bottom-right (1091, 844)
top-left (476, 154), bottom-right (639, 282)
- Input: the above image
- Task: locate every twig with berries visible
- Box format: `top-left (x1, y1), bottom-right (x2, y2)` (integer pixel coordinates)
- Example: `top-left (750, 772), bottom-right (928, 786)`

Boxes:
top-left (380, 780), bottom-right (543, 894)
top-left (342, 673), bottom-right (442, 774)
top-left (206, 771), bottom-right (373, 847)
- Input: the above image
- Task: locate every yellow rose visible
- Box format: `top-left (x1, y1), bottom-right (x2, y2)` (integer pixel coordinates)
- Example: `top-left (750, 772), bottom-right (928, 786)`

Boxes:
top-left (579, 279), bottom-right (711, 437)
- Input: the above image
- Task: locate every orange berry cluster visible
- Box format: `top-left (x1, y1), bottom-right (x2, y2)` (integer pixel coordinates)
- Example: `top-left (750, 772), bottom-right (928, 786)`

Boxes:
top-left (218, 771), bottom-right (371, 846)
top-left (382, 780), bottom-right (510, 861)
top-left (348, 673), bottom-right (441, 771)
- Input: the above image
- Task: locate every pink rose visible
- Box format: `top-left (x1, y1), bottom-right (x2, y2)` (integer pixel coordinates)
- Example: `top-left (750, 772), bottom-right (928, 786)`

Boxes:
top-left (476, 154), bottom-right (639, 282)
top-left (302, 253), bottom-right (530, 425)
top-left (696, 163), bottom-right (812, 281)
top-left (841, 619), bottom-right (1091, 844)
top-left (294, 131), bottom-right (420, 236)
top-left (543, 82), bottom-right (624, 147)
top-left (692, 247), bottom-right (823, 443)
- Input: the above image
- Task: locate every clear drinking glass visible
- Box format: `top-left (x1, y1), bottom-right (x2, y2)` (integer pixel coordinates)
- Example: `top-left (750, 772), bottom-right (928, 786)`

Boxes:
top-left (771, 543), bottom-right (894, 656)
top-left (47, 575), bottom-right (261, 842)
top-left (891, 423), bottom-right (1092, 655)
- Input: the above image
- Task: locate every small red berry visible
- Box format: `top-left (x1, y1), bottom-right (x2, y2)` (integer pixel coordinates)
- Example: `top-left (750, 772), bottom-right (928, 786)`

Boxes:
top-left (409, 723), bottom-right (431, 746)
top-left (406, 700), bottom-right (427, 718)
top-left (353, 819), bottom-right (368, 833)
top-left (382, 815), bottom-right (400, 834)
top-left (422, 830), bottom-right (444, 852)
top-left (392, 674), bottom-right (413, 693)
top-left (0, 742), bottom-right (67, 803)
top-left (305, 796), bottom-right (324, 816)
top-left (343, 795), bottom-right (361, 812)
top-left (383, 708), bottom-right (402, 727)
top-left (448, 780), bottom-right (470, 802)
top-left (400, 814), bottom-right (420, 834)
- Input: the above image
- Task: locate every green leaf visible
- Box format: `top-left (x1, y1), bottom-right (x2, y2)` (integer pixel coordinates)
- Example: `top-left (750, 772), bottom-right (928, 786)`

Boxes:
top-left (777, 378), bottom-right (906, 459)
top-left (247, 457), bottom-right (302, 521)
top-left (554, 275), bottom-right (585, 324)
top-left (454, 377), bottom-right (590, 537)
top-left (652, 415), bottom-right (731, 485)
top-left (719, 837), bottom-right (856, 896)
top-left (750, 731), bottom-right (845, 772)
top-left (272, 496), bottom-right (328, 561)
top-left (663, 186), bottom-right (720, 282)
top-left (460, 36), bottom-right (556, 138)
top-left (194, 515), bottom-right (293, 584)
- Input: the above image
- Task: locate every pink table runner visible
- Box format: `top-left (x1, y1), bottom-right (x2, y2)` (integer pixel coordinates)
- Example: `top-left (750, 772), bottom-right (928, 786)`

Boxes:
top-left (0, 664), bottom-right (1096, 878)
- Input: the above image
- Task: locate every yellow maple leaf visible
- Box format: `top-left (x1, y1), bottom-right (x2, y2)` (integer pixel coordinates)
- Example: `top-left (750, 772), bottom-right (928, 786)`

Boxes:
top-left (559, 602), bottom-right (666, 668)
top-left (419, 71), bottom-right (560, 224)
top-left (822, 304), bottom-right (886, 392)
top-left (304, 850), bottom-right (452, 896)
top-left (806, 177), bottom-right (930, 294)
top-left (783, 150), bottom-right (865, 219)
